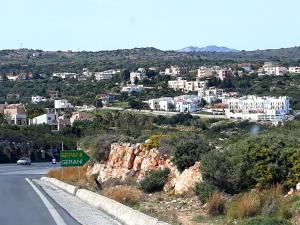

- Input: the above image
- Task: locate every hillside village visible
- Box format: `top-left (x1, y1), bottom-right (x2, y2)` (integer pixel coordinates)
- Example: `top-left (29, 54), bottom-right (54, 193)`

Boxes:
top-left (0, 61), bottom-right (299, 128)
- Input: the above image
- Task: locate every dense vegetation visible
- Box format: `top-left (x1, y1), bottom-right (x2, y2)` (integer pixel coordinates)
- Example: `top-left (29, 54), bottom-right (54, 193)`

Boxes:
top-left (1, 47), bottom-right (300, 75)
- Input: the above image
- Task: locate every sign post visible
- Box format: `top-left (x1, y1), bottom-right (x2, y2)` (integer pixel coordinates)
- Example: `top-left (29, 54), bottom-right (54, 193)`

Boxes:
top-left (60, 150), bottom-right (90, 167)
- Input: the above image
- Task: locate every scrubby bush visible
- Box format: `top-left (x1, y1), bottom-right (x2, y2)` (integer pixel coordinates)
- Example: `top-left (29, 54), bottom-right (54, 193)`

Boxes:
top-left (139, 168), bottom-right (170, 193)
top-left (172, 138), bottom-right (211, 171)
top-left (202, 148), bottom-right (254, 194)
top-left (195, 182), bottom-right (218, 203)
top-left (142, 134), bottom-right (166, 150)
top-left (206, 192), bottom-right (226, 216)
top-left (241, 217), bottom-right (292, 225)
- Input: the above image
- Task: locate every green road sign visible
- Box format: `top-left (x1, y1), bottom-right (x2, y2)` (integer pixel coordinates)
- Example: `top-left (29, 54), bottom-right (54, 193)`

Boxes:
top-left (60, 150), bottom-right (90, 167)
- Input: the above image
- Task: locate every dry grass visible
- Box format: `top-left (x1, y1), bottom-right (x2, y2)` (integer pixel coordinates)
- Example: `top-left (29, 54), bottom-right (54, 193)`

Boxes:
top-left (47, 166), bottom-right (91, 188)
top-left (226, 192), bottom-right (261, 219)
top-left (102, 185), bottom-right (143, 206)
top-left (226, 185), bottom-right (285, 220)
top-left (207, 192), bottom-right (226, 216)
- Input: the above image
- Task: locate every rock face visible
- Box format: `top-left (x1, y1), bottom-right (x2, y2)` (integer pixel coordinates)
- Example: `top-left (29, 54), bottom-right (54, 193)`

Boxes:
top-left (88, 142), bottom-right (202, 195)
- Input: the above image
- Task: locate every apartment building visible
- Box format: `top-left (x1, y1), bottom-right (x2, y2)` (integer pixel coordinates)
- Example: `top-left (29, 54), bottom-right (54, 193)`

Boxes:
top-left (288, 67), bottom-right (300, 74)
top-left (130, 68), bottom-right (147, 84)
top-left (218, 69), bottom-right (233, 80)
top-left (258, 62), bottom-right (287, 76)
top-left (147, 95), bottom-right (202, 113)
top-left (168, 78), bottom-right (207, 92)
top-left (174, 95), bottom-right (202, 113)
top-left (197, 67), bottom-right (213, 78)
top-left (222, 95), bottom-right (290, 123)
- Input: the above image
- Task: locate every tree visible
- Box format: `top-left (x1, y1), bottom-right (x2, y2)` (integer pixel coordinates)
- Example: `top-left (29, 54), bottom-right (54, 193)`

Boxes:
top-left (133, 77), bottom-right (139, 85)
top-left (128, 99), bottom-right (144, 110)
top-left (93, 99), bottom-right (103, 108)
top-left (121, 70), bottom-right (130, 81)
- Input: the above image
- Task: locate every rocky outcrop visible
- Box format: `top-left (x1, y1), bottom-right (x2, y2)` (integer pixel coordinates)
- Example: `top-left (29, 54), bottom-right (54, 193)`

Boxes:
top-left (88, 142), bottom-right (202, 195)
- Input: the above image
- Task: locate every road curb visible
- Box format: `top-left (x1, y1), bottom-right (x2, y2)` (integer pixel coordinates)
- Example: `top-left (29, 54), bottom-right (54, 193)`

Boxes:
top-left (40, 177), bottom-right (78, 195)
top-left (40, 177), bottom-right (171, 225)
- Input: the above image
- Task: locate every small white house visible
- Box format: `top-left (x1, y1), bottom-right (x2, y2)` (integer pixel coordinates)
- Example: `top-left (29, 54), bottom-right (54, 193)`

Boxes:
top-left (121, 85), bottom-right (145, 93)
top-left (147, 97), bottom-right (175, 111)
top-left (31, 96), bottom-right (47, 104)
top-left (31, 113), bottom-right (58, 126)
top-left (54, 99), bottom-right (73, 109)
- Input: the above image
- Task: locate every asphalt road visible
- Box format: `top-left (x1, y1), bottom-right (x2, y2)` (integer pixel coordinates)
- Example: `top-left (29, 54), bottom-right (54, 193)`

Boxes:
top-left (0, 163), bottom-right (81, 225)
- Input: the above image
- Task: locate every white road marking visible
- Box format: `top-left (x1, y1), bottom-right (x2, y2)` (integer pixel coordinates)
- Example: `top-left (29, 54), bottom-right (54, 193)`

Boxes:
top-left (25, 178), bottom-right (67, 225)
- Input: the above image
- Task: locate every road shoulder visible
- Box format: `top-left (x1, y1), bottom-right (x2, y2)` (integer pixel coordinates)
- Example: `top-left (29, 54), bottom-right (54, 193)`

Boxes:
top-left (34, 179), bottom-right (122, 225)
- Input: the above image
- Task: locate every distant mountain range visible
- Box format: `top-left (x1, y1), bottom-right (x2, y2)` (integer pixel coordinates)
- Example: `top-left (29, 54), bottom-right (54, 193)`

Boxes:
top-left (178, 45), bottom-right (239, 53)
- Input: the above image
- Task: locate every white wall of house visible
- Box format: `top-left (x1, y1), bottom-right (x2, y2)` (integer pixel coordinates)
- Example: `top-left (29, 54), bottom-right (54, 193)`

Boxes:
top-left (32, 113), bottom-right (57, 125)
top-left (54, 100), bottom-right (73, 109)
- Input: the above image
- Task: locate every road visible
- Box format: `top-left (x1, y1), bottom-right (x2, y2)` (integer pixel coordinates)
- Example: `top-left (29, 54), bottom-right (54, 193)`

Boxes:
top-left (0, 163), bottom-right (81, 225)
top-left (104, 106), bottom-right (226, 119)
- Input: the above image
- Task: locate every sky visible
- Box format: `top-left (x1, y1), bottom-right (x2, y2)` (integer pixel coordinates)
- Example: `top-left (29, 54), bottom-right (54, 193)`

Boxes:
top-left (0, 0), bottom-right (299, 51)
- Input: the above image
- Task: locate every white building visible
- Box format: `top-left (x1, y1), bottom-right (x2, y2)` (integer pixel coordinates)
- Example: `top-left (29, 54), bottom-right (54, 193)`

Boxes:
top-left (54, 99), bottom-right (73, 109)
top-left (288, 67), bottom-right (300, 74)
top-left (130, 68), bottom-right (146, 84)
top-left (174, 95), bottom-right (202, 113)
top-left (168, 78), bottom-right (207, 92)
top-left (164, 66), bottom-right (188, 76)
top-left (258, 62), bottom-right (287, 76)
top-left (222, 95), bottom-right (290, 123)
top-left (198, 87), bottom-right (227, 104)
top-left (52, 73), bottom-right (78, 80)
top-left (121, 85), bottom-right (145, 93)
top-left (147, 97), bottom-right (175, 111)
top-left (147, 95), bottom-right (201, 113)
top-left (31, 112), bottom-right (57, 126)
top-left (94, 72), bottom-right (112, 81)
top-left (82, 68), bottom-right (92, 77)
top-left (31, 96), bottom-right (47, 104)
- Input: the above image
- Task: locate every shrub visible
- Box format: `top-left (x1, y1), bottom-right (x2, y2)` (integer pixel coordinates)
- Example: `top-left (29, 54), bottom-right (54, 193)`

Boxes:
top-left (142, 134), bottom-right (166, 150)
top-left (102, 185), bottom-right (142, 206)
top-left (241, 217), bottom-right (292, 225)
top-left (261, 198), bottom-right (280, 217)
top-left (202, 148), bottom-right (254, 194)
top-left (226, 192), bottom-right (261, 219)
top-left (139, 168), bottom-right (170, 193)
top-left (206, 192), bottom-right (226, 216)
top-left (172, 138), bottom-right (211, 171)
top-left (195, 182), bottom-right (218, 203)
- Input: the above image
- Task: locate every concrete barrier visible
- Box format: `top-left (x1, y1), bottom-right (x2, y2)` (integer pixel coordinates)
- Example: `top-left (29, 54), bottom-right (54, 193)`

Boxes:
top-left (40, 177), bottom-right (78, 195)
top-left (40, 177), bottom-right (171, 225)
top-left (76, 189), bottom-right (160, 225)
